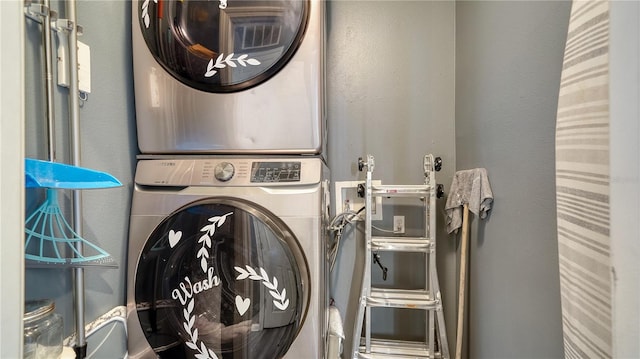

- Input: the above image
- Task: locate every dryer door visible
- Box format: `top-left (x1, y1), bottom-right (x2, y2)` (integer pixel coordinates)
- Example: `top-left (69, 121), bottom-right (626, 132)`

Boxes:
top-left (137, 0), bottom-right (309, 93)
top-left (132, 198), bottom-right (309, 359)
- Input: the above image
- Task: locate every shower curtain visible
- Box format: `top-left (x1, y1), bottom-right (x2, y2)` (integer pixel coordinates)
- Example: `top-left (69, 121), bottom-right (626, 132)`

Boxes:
top-left (555, 0), bottom-right (612, 358)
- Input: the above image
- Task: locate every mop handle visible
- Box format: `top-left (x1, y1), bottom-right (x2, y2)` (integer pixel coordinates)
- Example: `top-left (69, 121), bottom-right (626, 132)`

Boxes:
top-left (455, 203), bottom-right (470, 359)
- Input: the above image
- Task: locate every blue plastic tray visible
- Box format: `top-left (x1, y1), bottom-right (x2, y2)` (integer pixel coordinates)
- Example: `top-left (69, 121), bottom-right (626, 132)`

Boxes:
top-left (25, 158), bottom-right (122, 189)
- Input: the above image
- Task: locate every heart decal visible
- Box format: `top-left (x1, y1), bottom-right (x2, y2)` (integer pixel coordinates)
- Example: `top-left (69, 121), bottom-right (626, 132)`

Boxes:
top-left (235, 295), bottom-right (250, 316)
top-left (169, 230), bottom-right (182, 248)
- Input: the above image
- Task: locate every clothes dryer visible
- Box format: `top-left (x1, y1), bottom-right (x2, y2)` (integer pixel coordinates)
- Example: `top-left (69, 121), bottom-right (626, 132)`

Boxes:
top-left (132, 0), bottom-right (325, 154)
top-left (126, 156), bottom-right (330, 358)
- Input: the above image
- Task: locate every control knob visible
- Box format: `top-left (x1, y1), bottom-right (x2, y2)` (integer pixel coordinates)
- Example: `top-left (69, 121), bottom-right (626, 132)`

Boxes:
top-left (214, 162), bottom-right (235, 182)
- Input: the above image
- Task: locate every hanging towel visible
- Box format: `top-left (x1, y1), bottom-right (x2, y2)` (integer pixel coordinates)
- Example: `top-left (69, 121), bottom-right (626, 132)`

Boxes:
top-left (445, 168), bottom-right (494, 234)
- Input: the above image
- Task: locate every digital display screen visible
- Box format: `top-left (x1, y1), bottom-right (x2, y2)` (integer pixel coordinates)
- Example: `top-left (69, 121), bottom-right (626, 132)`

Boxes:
top-left (250, 162), bottom-right (301, 183)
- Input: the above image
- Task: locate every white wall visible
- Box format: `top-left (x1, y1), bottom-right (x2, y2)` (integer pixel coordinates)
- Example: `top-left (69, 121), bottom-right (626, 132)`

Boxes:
top-left (610, 1), bottom-right (640, 357)
top-left (0, 1), bottom-right (25, 357)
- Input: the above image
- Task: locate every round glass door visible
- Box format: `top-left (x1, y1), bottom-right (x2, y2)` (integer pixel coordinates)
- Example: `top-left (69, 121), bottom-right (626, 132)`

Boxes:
top-left (134, 198), bottom-right (309, 358)
top-left (137, 0), bottom-right (310, 93)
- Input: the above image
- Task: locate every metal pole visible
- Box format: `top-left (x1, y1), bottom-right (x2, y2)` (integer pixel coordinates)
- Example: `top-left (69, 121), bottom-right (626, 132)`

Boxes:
top-left (65, 0), bottom-right (87, 357)
top-left (42, 0), bottom-right (56, 161)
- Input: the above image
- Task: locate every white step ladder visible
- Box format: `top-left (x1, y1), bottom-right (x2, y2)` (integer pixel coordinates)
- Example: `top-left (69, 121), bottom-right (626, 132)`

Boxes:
top-left (352, 154), bottom-right (449, 359)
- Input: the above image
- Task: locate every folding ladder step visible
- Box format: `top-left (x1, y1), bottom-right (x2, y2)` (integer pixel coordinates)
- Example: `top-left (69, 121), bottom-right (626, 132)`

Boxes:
top-left (371, 236), bottom-right (434, 252)
top-left (368, 288), bottom-right (439, 309)
top-left (357, 338), bottom-right (444, 359)
top-left (371, 184), bottom-right (431, 197)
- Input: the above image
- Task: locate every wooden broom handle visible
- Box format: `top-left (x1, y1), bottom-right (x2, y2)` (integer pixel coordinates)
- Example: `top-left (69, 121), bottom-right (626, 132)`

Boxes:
top-left (455, 203), bottom-right (470, 359)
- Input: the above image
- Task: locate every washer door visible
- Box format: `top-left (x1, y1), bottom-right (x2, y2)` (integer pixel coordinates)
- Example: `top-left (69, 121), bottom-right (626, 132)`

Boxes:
top-left (134, 198), bottom-right (309, 358)
top-left (137, 0), bottom-right (310, 93)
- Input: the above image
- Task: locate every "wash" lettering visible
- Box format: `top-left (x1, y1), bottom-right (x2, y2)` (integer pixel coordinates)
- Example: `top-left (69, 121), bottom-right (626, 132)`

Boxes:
top-left (172, 267), bottom-right (221, 305)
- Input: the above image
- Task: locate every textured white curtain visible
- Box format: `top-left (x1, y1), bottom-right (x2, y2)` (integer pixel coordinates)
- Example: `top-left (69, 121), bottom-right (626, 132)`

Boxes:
top-left (555, 1), bottom-right (612, 358)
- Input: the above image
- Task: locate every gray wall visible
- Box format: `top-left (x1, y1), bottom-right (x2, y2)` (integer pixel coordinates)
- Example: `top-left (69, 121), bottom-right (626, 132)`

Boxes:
top-left (455, 1), bottom-right (569, 358)
top-left (24, 1), bottom-right (136, 356)
top-left (326, 1), bottom-right (457, 356)
top-left (610, 1), bottom-right (640, 356)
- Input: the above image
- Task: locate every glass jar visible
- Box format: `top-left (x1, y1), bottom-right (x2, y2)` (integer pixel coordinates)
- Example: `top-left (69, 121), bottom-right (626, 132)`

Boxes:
top-left (23, 299), bottom-right (63, 359)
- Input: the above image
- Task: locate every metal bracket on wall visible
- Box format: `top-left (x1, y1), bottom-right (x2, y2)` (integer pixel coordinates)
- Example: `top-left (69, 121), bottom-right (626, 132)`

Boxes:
top-left (24, 2), bottom-right (50, 23)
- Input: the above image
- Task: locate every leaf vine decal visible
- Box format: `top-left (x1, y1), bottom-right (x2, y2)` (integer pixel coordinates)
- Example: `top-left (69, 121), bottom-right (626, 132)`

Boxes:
top-left (198, 212), bottom-right (233, 273)
top-left (140, 0), bottom-right (157, 29)
top-left (205, 53), bottom-right (261, 78)
top-left (234, 265), bottom-right (290, 310)
top-left (183, 298), bottom-right (219, 359)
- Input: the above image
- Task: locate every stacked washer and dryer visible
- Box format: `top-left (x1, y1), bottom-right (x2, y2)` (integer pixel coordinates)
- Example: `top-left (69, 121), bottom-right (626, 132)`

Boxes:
top-left (125, 1), bottom-right (329, 358)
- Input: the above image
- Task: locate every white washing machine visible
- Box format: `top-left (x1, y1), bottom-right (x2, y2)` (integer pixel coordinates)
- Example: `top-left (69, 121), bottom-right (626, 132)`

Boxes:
top-left (126, 156), bottom-right (330, 359)
top-left (131, 0), bottom-right (325, 154)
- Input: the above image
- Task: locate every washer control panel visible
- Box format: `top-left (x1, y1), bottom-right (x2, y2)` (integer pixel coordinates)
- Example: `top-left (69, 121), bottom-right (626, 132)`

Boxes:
top-left (250, 162), bottom-right (301, 183)
top-left (135, 158), bottom-right (322, 187)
